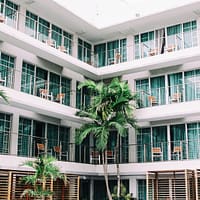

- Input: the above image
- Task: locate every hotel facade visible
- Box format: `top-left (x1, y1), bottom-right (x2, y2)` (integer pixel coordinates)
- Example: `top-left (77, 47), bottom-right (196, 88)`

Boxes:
top-left (0, 0), bottom-right (200, 199)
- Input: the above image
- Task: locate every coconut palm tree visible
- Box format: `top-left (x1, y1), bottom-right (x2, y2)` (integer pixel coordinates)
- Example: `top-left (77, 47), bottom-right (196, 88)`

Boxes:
top-left (76, 77), bottom-right (138, 200)
top-left (21, 155), bottom-right (67, 200)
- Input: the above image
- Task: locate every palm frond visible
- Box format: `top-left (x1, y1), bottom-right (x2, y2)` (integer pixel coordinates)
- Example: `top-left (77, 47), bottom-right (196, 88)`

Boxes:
top-left (75, 78), bottom-right (138, 152)
top-left (0, 90), bottom-right (8, 103)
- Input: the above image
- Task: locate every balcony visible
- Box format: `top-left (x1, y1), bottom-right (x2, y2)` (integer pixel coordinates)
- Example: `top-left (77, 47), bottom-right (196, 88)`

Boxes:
top-left (0, 5), bottom-right (199, 78)
top-left (2, 131), bottom-right (200, 165)
top-left (136, 81), bottom-right (200, 108)
top-left (0, 63), bottom-right (92, 110)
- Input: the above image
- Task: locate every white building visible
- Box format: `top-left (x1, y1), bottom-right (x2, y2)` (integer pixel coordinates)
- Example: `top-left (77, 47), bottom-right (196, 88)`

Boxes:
top-left (0, 0), bottom-right (200, 199)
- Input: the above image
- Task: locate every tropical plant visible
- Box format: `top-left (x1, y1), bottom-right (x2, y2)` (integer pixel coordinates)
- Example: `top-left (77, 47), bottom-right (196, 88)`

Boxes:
top-left (0, 89), bottom-right (8, 103)
top-left (21, 155), bottom-right (67, 200)
top-left (76, 77), bottom-right (138, 200)
top-left (112, 183), bottom-right (132, 200)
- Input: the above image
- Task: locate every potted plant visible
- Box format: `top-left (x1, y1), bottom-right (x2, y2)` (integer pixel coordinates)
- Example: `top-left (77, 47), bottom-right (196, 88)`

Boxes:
top-left (112, 184), bottom-right (132, 200)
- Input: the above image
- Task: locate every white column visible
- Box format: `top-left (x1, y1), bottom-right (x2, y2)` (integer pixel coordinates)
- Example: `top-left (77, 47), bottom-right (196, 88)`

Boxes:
top-left (70, 79), bottom-right (77, 108)
top-left (127, 35), bottom-right (134, 62)
top-left (129, 127), bottom-right (137, 162)
top-left (90, 179), bottom-right (94, 200)
top-left (72, 34), bottom-right (78, 59)
top-left (17, 6), bottom-right (26, 32)
top-left (129, 177), bottom-right (137, 199)
top-left (69, 127), bottom-right (76, 161)
top-left (10, 113), bottom-right (19, 155)
top-left (13, 56), bottom-right (23, 91)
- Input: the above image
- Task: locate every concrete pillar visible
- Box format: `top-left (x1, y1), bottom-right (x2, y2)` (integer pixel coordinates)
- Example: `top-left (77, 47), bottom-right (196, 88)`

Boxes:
top-left (10, 113), bottom-right (19, 155)
top-left (129, 177), bottom-right (137, 199)
top-left (72, 34), bottom-right (78, 59)
top-left (127, 35), bottom-right (134, 62)
top-left (17, 6), bottom-right (26, 32)
top-left (90, 179), bottom-right (94, 200)
top-left (69, 127), bottom-right (76, 161)
top-left (13, 56), bottom-right (23, 91)
top-left (129, 127), bottom-right (137, 162)
top-left (70, 79), bottom-right (77, 108)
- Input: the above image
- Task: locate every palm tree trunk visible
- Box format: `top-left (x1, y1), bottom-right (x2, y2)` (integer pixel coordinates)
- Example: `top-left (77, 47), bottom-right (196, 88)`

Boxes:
top-left (117, 163), bottom-right (120, 199)
top-left (42, 177), bottom-right (46, 200)
top-left (116, 134), bottom-right (120, 199)
top-left (102, 151), bottom-right (112, 200)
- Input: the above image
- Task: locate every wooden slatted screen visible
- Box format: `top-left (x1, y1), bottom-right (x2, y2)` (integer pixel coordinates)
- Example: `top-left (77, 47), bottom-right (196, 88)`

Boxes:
top-left (0, 170), bottom-right (79, 200)
top-left (147, 169), bottom-right (196, 200)
top-left (0, 171), bottom-right (9, 200)
top-left (195, 169), bottom-right (200, 200)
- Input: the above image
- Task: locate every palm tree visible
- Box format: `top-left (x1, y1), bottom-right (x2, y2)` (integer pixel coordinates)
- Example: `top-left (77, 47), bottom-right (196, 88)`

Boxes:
top-left (76, 78), bottom-right (138, 200)
top-left (0, 89), bottom-right (8, 103)
top-left (21, 155), bottom-right (67, 200)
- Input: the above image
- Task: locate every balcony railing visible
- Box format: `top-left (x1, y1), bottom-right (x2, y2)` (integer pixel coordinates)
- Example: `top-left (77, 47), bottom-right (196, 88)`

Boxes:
top-left (0, 64), bottom-right (14, 88)
top-left (0, 4), bottom-right (199, 68)
top-left (1, 61), bottom-right (200, 109)
top-left (1, 58), bottom-right (200, 110)
top-left (2, 132), bottom-right (200, 164)
top-left (136, 81), bottom-right (200, 108)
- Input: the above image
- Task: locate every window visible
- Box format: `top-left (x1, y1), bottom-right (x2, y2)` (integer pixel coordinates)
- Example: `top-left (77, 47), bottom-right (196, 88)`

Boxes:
top-left (59, 126), bottom-right (70, 154)
top-left (187, 122), bottom-right (200, 159)
top-left (167, 24), bottom-right (182, 50)
top-left (78, 39), bottom-right (92, 64)
top-left (134, 31), bottom-right (154, 58)
top-left (107, 39), bottom-right (126, 65)
top-left (150, 76), bottom-right (165, 105)
top-left (3, 0), bottom-right (18, 28)
top-left (61, 77), bottom-right (71, 106)
top-left (94, 43), bottom-right (106, 67)
top-left (21, 61), bottom-right (71, 105)
top-left (136, 79), bottom-right (149, 108)
top-left (21, 62), bottom-right (35, 94)
top-left (18, 117), bottom-right (32, 156)
top-left (120, 38), bottom-right (127, 62)
top-left (47, 123), bottom-right (59, 151)
top-left (184, 69), bottom-right (200, 101)
top-left (49, 72), bottom-right (60, 98)
top-left (138, 180), bottom-right (146, 200)
top-left (76, 81), bottom-right (91, 109)
top-left (36, 67), bottom-right (48, 96)
top-left (0, 112), bottom-right (11, 154)
top-left (51, 24), bottom-right (62, 48)
top-left (94, 39), bottom-right (126, 67)
top-left (137, 128), bottom-right (151, 162)
top-left (152, 126), bottom-right (167, 160)
top-left (170, 124), bottom-right (186, 160)
top-left (134, 35), bottom-right (140, 59)
top-left (0, 52), bottom-right (15, 87)
top-left (168, 72), bottom-right (183, 103)
top-left (183, 20), bottom-right (197, 48)
top-left (141, 31), bottom-right (154, 57)
top-left (38, 17), bottom-right (50, 42)
top-left (18, 117), bottom-right (70, 158)
top-left (25, 11), bottom-right (38, 38)
top-left (63, 31), bottom-right (73, 55)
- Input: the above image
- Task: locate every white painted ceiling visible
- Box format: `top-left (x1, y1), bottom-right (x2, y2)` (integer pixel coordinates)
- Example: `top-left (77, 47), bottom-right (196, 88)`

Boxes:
top-left (53, 0), bottom-right (198, 28)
